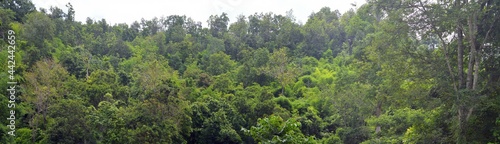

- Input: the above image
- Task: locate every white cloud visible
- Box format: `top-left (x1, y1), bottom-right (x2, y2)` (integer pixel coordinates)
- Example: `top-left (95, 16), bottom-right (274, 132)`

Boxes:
top-left (31, 0), bottom-right (365, 26)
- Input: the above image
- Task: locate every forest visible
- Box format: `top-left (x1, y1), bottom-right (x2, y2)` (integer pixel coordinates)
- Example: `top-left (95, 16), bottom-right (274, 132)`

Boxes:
top-left (1, 0), bottom-right (500, 143)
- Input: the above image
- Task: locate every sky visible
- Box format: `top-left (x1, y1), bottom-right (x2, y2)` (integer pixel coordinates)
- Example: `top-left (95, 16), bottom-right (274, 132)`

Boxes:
top-left (31, 0), bottom-right (366, 27)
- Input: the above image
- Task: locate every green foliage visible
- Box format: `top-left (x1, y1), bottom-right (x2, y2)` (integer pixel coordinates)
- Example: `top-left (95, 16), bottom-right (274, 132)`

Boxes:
top-left (363, 107), bottom-right (449, 143)
top-left (211, 73), bottom-right (234, 93)
top-left (208, 13), bottom-right (229, 38)
top-left (1, 0), bottom-right (35, 22)
top-left (46, 99), bottom-right (92, 143)
top-left (15, 128), bottom-right (31, 144)
top-left (0, 8), bottom-right (16, 39)
top-left (2, 2), bottom-right (500, 143)
top-left (22, 12), bottom-right (56, 65)
top-left (274, 96), bottom-right (292, 111)
top-left (189, 96), bottom-right (244, 144)
top-left (244, 115), bottom-right (316, 144)
top-left (205, 51), bottom-right (235, 76)
top-left (261, 47), bottom-right (299, 95)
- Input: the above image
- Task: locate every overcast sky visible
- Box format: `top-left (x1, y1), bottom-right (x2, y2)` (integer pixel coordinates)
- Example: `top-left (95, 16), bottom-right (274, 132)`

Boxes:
top-left (32, 0), bottom-right (366, 26)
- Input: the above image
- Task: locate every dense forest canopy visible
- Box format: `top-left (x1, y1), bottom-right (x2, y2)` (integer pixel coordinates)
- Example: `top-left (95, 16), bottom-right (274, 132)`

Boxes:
top-left (1, 0), bottom-right (500, 143)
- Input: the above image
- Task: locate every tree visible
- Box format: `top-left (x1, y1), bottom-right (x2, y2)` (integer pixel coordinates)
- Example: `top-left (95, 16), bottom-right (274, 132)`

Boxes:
top-left (23, 59), bottom-right (71, 142)
top-left (0, 8), bottom-right (15, 40)
top-left (164, 15), bottom-right (187, 43)
top-left (237, 48), bottom-right (271, 86)
top-left (205, 51), bottom-right (235, 76)
top-left (85, 69), bottom-right (118, 106)
top-left (274, 13), bottom-right (303, 53)
top-left (261, 47), bottom-right (299, 94)
top-left (46, 98), bottom-right (93, 143)
top-left (208, 13), bottom-right (229, 38)
top-left (190, 97), bottom-right (244, 144)
top-left (244, 115), bottom-right (316, 143)
top-left (5, 2), bottom-right (500, 143)
top-left (23, 12), bottom-right (55, 47)
top-left (1, 0), bottom-right (35, 22)
top-left (371, 0), bottom-right (500, 142)
top-left (22, 12), bottom-right (56, 65)
top-left (229, 15), bottom-right (248, 42)
top-left (133, 60), bottom-right (171, 100)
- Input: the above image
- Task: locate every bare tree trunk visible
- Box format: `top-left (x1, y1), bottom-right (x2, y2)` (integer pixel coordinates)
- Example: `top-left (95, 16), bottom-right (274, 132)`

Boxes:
top-left (466, 12), bottom-right (477, 90)
top-left (457, 25), bottom-right (465, 89)
top-left (473, 43), bottom-right (480, 90)
top-left (86, 67), bottom-right (89, 80)
top-left (469, 10), bottom-right (480, 91)
top-left (459, 5), bottom-right (479, 143)
top-left (457, 106), bottom-right (467, 143)
top-left (281, 84), bottom-right (284, 95)
top-left (32, 115), bottom-right (37, 143)
top-left (375, 101), bottom-right (382, 133)
top-left (466, 50), bottom-right (475, 90)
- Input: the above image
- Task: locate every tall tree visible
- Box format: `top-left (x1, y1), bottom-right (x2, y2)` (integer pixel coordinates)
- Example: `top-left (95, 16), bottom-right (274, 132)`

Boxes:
top-left (0, 0), bottom-right (35, 22)
top-left (372, 0), bottom-right (500, 142)
top-left (23, 59), bottom-right (71, 142)
top-left (261, 47), bottom-right (299, 95)
top-left (22, 12), bottom-right (56, 64)
top-left (207, 13), bottom-right (229, 38)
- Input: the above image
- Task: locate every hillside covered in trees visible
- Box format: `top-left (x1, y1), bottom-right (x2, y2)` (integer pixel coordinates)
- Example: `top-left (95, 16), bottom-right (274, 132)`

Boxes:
top-left (1, 0), bottom-right (500, 143)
